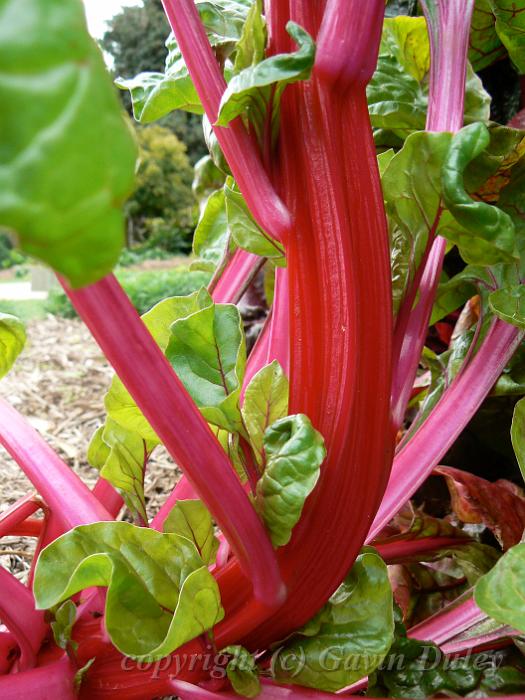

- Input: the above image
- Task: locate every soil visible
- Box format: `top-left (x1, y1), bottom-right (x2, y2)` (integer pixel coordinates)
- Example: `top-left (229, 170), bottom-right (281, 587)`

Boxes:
top-left (0, 315), bottom-right (180, 582)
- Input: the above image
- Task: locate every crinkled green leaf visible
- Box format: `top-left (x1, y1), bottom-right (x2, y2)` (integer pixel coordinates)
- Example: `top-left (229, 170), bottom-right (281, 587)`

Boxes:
top-left (217, 21), bottom-right (315, 143)
top-left (469, 0), bottom-right (507, 71)
top-left (50, 600), bottom-right (77, 652)
top-left (242, 361), bottom-right (289, 466)
top-left (166, 299), bottom-right (246, 434)
top-left (222, 645), bottom-right (261, 698)
top-left (273, 548), bottom-right (394, 692)
top-left (163, 499), bottom-right (219, 565)
top-left (442, 122), bottom-right (518, 263)
top-left (34, 522), bottom-right (224, 661)
top-left (224, 180), bottom-right (285, 262)
top-left (193, 188), bottom-right (231, 267)
top-left (88, 418), bottom-right (155, 525)
top-left (489, 0), bottom-right (525, 73)
top-left (197, 0), bottom-right (253, 53)
top-left (0, 312), bottom-right (25, 379)
top-left (256, 414), bottom-right (325, 547)
top-left (105, 290), bottom-right (213, 441)
top-left (368, 17), bottom-right (490, 145)
top-left (233, 0), bottom-right (266, 73)
top-left (475, 542), bottom-right (525, 633)
top-left (512, 397), bottom-right (525, 485)
top-left (490, 285), bottom-right (525, 329)
top-left (0, 0), bottom-right (137, 287)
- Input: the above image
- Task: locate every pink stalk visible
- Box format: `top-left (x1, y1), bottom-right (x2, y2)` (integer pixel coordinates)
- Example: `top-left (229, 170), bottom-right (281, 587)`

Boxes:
top-left (211, 251), bottom-right (265, 304)
top-left (0, 495), bottom-right (41, 539)
top-left (170, 679), bottom-right (338, 700)
top-left (0, 568), bottom-right (47, 671)
top-left (92, 479), bottom-right (123, 518)
top-left (391, 0), bottom-right (475, 430)
top-left (374, 535), bottom-right (470, 564)
top-left (160, 0), bottom-right (291, 243)
top-left (315, 0), bottom-right (385, 87)
top-left (151, 475), bottom-right (197, 531)
top-left (409, 597), bottom-right (485, 645)
top-left (0, 399), bottom-right (111, 530)
top-left (0, 633), bottom-right (18, 675)
top-left (369, 320), bottom-right (523, 540)
top-left (0, 654), bottom-right (77, 699)
top-left (442, 624), bottom-right (518, 656)
top-left (64, 275), bottom-right (283, 606)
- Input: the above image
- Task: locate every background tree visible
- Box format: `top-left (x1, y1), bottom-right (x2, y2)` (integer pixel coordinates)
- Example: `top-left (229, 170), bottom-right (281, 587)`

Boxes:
top-left (101, 0), bottom-right (206, 163)
top-left (125, 125), bottom-right (196, 252)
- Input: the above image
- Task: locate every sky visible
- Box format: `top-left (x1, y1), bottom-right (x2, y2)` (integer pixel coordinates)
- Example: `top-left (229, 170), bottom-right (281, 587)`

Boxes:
top-left (82, 0), bottom-right (142, 39)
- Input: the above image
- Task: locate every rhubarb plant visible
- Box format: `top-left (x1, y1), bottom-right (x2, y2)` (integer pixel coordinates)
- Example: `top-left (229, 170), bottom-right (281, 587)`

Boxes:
top-left (2, 0), bottom-right (525, 699)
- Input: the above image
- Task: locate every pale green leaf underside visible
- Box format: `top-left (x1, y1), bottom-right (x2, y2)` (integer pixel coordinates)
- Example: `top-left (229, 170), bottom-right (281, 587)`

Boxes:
top-left (0, 0), bottom-right (137, 287)
top-left (257, 414), bottom-right (325, 547)
top-left (164, 499), bottom-right (219, 565)
top-left (34, 522), bottom-right (224, 660)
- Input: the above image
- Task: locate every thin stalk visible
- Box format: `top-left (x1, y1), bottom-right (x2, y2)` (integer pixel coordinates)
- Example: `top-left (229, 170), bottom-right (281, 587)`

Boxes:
top-left (369, 320), bottom-right (523, 540)
top-left (391, 0), bottom-right (475, 430)
top-left (0, 494), bottom-right (41, 538)
top-left (409, 596), bottom-right (485, 645)
top-left (0, 398), bottom-right (111, 530)
top-left (64, 274), bottom-right (283, 606)
top-left (92, 479), bottom-right (123, 517)
top-left (160, 0), bottom-right (291, 242)
top-left (211, 250), bottom-right (265, 304)
top-left (374, 535), bottom-right (471, 564)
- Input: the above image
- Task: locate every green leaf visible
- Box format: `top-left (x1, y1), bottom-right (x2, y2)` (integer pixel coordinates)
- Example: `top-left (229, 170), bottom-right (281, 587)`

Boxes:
top-left (511, 397), bottom-right (525, 484)
top-left (441, 122), bottom-right (518, 263)
top-left (0, 312), bottom-right (25, 379)
top-left (193, 156), bottom-right (226, 211)
top-left (0, 0), bottom-right (137, 287)
top-left (222, 645), bottom-right (261, 698)
top-left (233, 0), bottom-right (267, 73)
top-left (382, 131), bottom-right (452, 315)
top-left (469, 0), bottom-right (507, 71)
top-left (489, 285), bottom-right (525, 329)
top-left (217, 21), bottom-right (315, 143)
top-left (272, 548), bottom-right (394, 692)
top-left (368, 17), bottom-right (490, 145)
top-left (50, 600), bottom-right (77, 651)
top-left (163, 499), bottom-right (219, 565)
top-left (489, 0), bottom-right (525, 73)
top-left (166, 299), bottom-right (246, 433)
top-left (117, 1), bottom-right (252, 123)
top-left (34, 521), bottom-right (224, 660)
top-left (193, 188), bottom-right (231, 267)
top-left (89, 418), bottom-right (155, 525)
top-left (224, 181), bottom-right (285, 262)
top-left (475, 542), bottom-right (525, 633)
top-left (242, 361), bottom-right (289, 466)
top-left (105, 289), bottom-right (213, 441)
top-left (256, 414), bottom-right (325, 547)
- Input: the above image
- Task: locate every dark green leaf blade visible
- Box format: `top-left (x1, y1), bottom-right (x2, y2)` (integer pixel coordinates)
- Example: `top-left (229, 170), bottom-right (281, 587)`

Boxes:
top-left (272, 548), bottom-right (394, 692)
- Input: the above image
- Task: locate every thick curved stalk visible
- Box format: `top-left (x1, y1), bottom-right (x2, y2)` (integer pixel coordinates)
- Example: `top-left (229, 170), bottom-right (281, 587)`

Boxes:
top-left (0, 399), bottom-right (111, 530)
top-left (369, 320), bottom-right (523, 540)
top-left (65, 275), bottom-right (283, 606)
top-left (161, 0), bottom-right (291, 242)
top-left (0, 568), bottom-right (47, 671)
